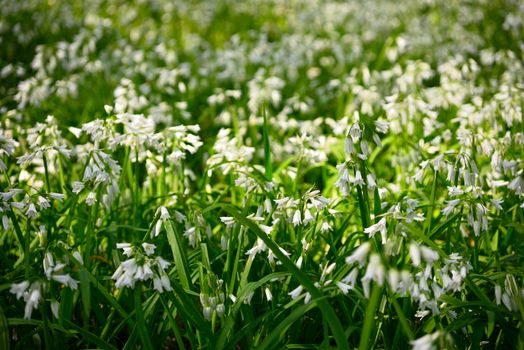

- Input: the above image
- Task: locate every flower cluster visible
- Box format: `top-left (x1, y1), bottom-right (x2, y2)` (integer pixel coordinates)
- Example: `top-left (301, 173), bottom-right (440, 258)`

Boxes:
top-left (112, 242), bottom-right (172, 293)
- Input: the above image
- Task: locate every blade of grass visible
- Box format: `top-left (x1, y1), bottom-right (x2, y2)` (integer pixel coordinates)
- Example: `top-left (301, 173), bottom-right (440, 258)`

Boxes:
top-left (359, 284), bottom-right (382, 350)
top-left (78, 269), bottom-right (90, 328)
top-left (7, 210), bottom-right (29, 276)
top-left (389, 295), bottom-right (414, 340)
top-left (424, 170), bottom-right (439, 236)
top-left (0, 305), bottom-right (9, 350)
top-left (165, 220), bottom-right (191, 290)
top-left (159, 294), bottom-right (186, 350)
top-left (134, 286), bottom-right (154, 350)
top-left (262, 104), bottom-right (272, 181)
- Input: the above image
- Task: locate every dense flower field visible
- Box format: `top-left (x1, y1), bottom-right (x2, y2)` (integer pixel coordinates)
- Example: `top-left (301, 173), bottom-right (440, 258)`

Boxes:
top-left (1, 0), bottom-right (523, 349)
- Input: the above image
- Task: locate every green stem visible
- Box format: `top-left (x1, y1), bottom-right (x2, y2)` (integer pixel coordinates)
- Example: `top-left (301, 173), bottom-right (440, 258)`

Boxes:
top-left (134, 287), bottom-right (153, 350)
top-left (356, 185), bottom-right (370, 230)
top-left (134, 148), bottom-right (140, 226)
top-left (390, 295), bottom-right (414, 340)
top-left (262, 104), bottom-right (272, 181)
top-left (161, 151), bottom-right (167, 197)
top-left (425, 170), bottom-right (438, 236)
top-left (359, 284), bottom-right (382, 350)
top-left (293, 156), bottom-right (303, 195)
top-left (57, 154), bottom-right (66, 191)
top-left (8, 211), bottom-right (30, 278)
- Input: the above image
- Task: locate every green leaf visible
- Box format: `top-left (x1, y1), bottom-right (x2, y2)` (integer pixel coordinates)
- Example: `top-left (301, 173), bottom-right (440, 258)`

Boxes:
top-left (78, 269), bottom-right (91, 326)
top-left (486, 311), bottom-right (495, 337)
top-left (0, 305), bottom-right (9, 350)
top-left (359, 284), bottom-right (382, 350)
top-left (262, 104), bottom-right (272, 181)
top-left (134, 287), bottom-right (153, 350)
top-left (59, 288), bottom-right (73, 326)
top-left (165, 220), bottom-right (191, 290)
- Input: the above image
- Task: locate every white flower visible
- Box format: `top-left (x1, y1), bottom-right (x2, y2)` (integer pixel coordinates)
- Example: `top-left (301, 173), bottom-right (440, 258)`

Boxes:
top-left (342, 268), bottom-right (359, 289)
top-left (336, 281), bottom-right (352, 294)
top-left (367, 173), bottom-right (377, 189)
top-left (69, 127), bottom-right (83, 138)
top-left (387, 269), bottom-right (400, 292)
top-left (113, 262), bottom-right (136, 289)
top-left (23, 283), bottom-right (42, 319)
top-left (152, 215), bottom-right (165, 238)
top-left (295, 256), bottom-right (303, 269)
top-left (142, 243), bottom-right (156, 256)
top-left (49, 192), bottom-right (65, 201)
top-left (292, 210), bottom-right (302, 226)
top-left (158, 206), bottom-right (170, 220)
top-left (52, 274), bottom-right (79, 289)
top-left (413, 161), bottom-right (429, 182)
top-left (265, 287), bottom-right (273, 302)
top-left (320, 221), bottom-right (332, 232)
top-left (246, 238), bottom-right (266, 258)
top-left (410, 331), bottom-right (440, 350)
top-left (72, 181), bottom-right (84, 194)
top-left (260, 224), bottom-right (273, 235)
top-left (442, 199), bottom-right (460, 216)
top-left (73, 251), bottom-right (84, 265)
top-left (490, 199), bottom-right (503, 210)
top-left (420, 246), bottom-right (439, 265)
top-left (155, 256), bottom-right (170, 270)
top-left (344, 137), bottom-right (354, 155)
top-left (354, 170), bottom-right (365, 186)
top-left (86, 192), bottom-right (97, 206)
top-left (184, 226), bottom-right (200, 247)
top-left (26, 203), bottom-right (37, 219)
top-left (10, 281), bottom-right (30, 299)
top-left (346, 242), bottom-right (371, 266)
top-left (174, 210), bottom-right (186, 223)
top-left (288, 285), bottom-right (304, 300)
top-left (154, 274), bottom-right (173, 293)
top-left (359, 141), bottom-right (370, 160)
top-left (447, 186), bottom-right (463, 196)
top-left (216, 303), bottom-right (225, 318)
top-left (37, 196), bottom-right (50, 210)
top-left (220, 216), bottom-right (235, 227)
top-left (495, 285), bottom-right (502, 305)
top-left (2, 215), bottom-right (9, 230)
top-left (303, 209), bottom-right (314, 225)
top-left (117, 243), bottom-right (133, 257)
top-left (361, 254), bottom-right (385, 298)
top-left (410, 243), bottom-right (421, 267)
top-left (364, 218), bottom-right (387, 244)
top-left (135, 263), bottom-right (154, 281)
top-left (375, 120), bottom-right (389, 133)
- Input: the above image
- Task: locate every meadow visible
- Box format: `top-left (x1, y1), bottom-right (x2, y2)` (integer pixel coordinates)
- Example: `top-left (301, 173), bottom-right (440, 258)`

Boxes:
top-left (0, 0), bottom-right (523, 349)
